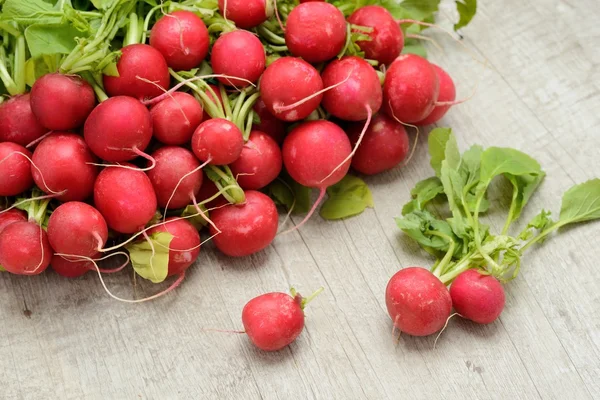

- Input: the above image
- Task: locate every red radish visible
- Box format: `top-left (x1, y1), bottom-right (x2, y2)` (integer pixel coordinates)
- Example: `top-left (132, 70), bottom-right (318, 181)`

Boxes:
top-left (150, 11), bottom-right (210, 71)
top-left (252, 97), bottom-right (287, 144)
top-left (150, 92), bottom-right (204, 145)
top-left (47, 202), bottom-right (108, 258)
top-left (0, 94), bottom-right (47, 146)
top-left (321, 56), bottom-right (382, 121)
top-left (385, 267), bottom-right (452, 336)
top-left (219, 0), bottom-right (273, 29)
top-left (260, 57), bottom-right (323, 122)
top-left (0, 142), bottom-right (33, 196)
top-left (103, 44), bottom-right (170, 100)
top-left (299, 0), bottom-right (324, 2)
top-left (31, 133), bottom-right (98, 202)
top-left (0, 209), bottom-right (27, 234)
top-left (383, 54), bottom-right (440, 123)
top-left (415, 64), bottom-right (456, 125)
top-left (146, 146), bottom-right (203, 209)
top-left (211, 31), bottom-right (265, 87)
top-left (348, 6), bottom-right (403, 65)
top-left (285, 2), bottom-right (346, 64)
top-left (93, 166), bottom-right (158, 234)
top-left (230, 131), bottom-right (282, 190)
top-left (0, 221), bottom-right (52, 275)
top-left (51, 255), bottom-right (95, 278)
top-left (29, 73), bottom-right (96, 130)
top-left (191, 118), bottom-right (244, 165)
top-left (147, 217), bottom-right (201, 276)
top-left (450, 269), bottom-right (506, 324)
top-left (346, 113), bottom-right (409, 175)
top-left (209, 190), bottom-right (278, 256)
top-left (84, 96), bottom-right (153, 162)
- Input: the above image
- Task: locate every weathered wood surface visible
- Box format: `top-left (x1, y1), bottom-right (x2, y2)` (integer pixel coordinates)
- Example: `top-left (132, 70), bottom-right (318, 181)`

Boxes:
top-left (1, 0), bottom-right (599, 399)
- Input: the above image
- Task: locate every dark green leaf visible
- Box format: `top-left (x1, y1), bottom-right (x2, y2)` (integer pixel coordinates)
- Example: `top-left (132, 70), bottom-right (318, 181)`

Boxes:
top-left (428, 127), bottom-right (453, 177)
top-left (459, 144), bottom-right (483, 188)
top-left (558, 179), bottom-right (600, 224)
top-left (126, 231), bottom-right (173, 283)
top-left (320, 175), bottom-right (374, 220)
top-left (395, 209), bottom-right (456, 254)
top-left (454, 0), bottom-right (477, 31)
top-left (402, 176), bottom-right (445, 215)
top-left (25, 24), bottom-right (81, 57)
top-left (265, 174), bottom-right (311, 214)
top-left (505, 171), bottom-right (545, 224)
top-left (518, 209), bottom-right (554, 241)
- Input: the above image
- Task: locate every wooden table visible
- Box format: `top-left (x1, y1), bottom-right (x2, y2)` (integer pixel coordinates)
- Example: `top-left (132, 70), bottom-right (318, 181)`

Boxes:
top-left (1, 1), bottom-right (599, 398)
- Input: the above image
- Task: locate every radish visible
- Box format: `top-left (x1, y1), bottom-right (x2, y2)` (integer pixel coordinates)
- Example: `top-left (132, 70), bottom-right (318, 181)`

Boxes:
top-left (51, 255), bottom-right (96, 278)
top-left (147, 217), bottom-right (201, 276)
top-left (347, 6), bottom-right (403, 65)
top-left (385, 267), bottom-right (452, 336)
top-left (47, 202), bottom-right (108, 258)
top-left (219, 0), bottom-right (273, 29)
top-left (450, 269), bottom-right (506, 324)
top-left (0, 209), bottom-right (27, 234)
top-left (346, 113), bottom-right (409, 175)
top-left (93, 165), bottom-right (158, 234)
top-left (415, 64), bottom-right (457, 126)
top-left (285, 2), bottom-right (346, 64)
top-left (29, 73), bottom-right (96, 130)
top-left (149, 11), bottom-right (210, 71)
top-left (150, 92), bottom-right (204, 145)
top-left (191, 118), bottom-right (244, 165)
top-left (209, 190), bottom-right (278, 256)
top-left (0, 221), bottom-right (52, 275)
top-left (146, 146), bottom-right (203, 209)
top-left (211, 30), bottom-right (265, 87)
top-left (84, 96), bottom-right (153, 162)
top-left (31, 133), bottom-right (98, 202)
top-left (259, 57), bottom-right (323, 122)
top-left (321, 56), bottom-right (382, 121)
top-left (0, 94), bottom-right (47, 146)
top-left (103, 44), bottom-right (170, 100)
top-left (252, 97), bottom-right (287, 144)
top-left (383, 54), bottom-right (440, 123)
top-left (0, 142), bottom-right (34, 196)
top-left (230, 130), bottom-right (282, 190)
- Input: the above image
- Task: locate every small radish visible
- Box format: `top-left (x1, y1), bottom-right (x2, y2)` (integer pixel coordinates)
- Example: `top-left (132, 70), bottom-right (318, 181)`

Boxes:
top-left (260, 57), bottom-right (323, 122)
top-left (0, 221), bottom-right (52, 275)
top-left (147, 217), bottom-right (201, 276)
top-left (150, 11), bottom-right (210, 71)
top-left (346, 113), bottom-right (409, 175)
top-left (84, 96), bottom-right (153, 162)
top-left (211, 30), bottom-right (265, 87)
top-left (230, 130), bottom-right (282, 190)
top-left (103, 44), bottom-right (170, 100)
top-left (0, 142), bottom-right (34, 196)
top-left (29, 73), bottom-right (96, 130)
top-left (191, 118), bottom-right (244, 165)
top-left (386, 267), bottom-right (452, 336)
top-left (449, 269), bottom-right (506, 324)
top-left (93, 166), bottom-right (158, 234)
top-left (348, 6), bottom-right (403, 65)
top-left (209, 190), bottom-right (278, 256)
top-left (51, 255), bottom-right (96, 278)
top-left (285, 2), bottom-right (346, 64)
top-left (415, 64), bottom-right (456, 126)
top-left (0, 209), bottom-right (27, 234)
top-left (31, 133), bottom-right (98, 202)
top-left (150, 92), bottom-right (204, 145)
top-left (219, 0), bottom-right (273, 29)
top-left (0, 94), bottom-right (47, 146)
top-left (252, 97), bottom-right (287, 144)
top-left (383, 54), bottom-right (439, 123)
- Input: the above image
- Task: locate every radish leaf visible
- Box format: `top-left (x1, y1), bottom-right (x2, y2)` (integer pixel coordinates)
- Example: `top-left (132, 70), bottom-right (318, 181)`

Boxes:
top-left (558, 179), bottom-right (600, 224)
top-left (428, 127), bottom-right (453, 177)
top-left (454, 0), bottom-right (477, 31)
top-left (320, 175), bottom-right (373, 220)
top-left (126, 231), bottom-right (173, 284)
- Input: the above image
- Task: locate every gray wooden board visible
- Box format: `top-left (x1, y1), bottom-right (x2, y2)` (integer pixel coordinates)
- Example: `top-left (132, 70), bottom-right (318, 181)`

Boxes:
top-left (1, 0), bottom-right (599, 398)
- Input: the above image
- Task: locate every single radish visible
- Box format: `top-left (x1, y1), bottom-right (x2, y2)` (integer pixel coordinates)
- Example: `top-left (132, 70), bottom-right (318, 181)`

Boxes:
top-left (385, 267), bottom-right (452, 336)
top-left (150, 92), bottom-right (204, 145)
top-left (219, 0), bottom-right (273, 29)
top-left (450, 269), bottom-right (506, 324)
top-left (348, 6), bottom-right (403, 65)
top-left (150, 11), bottom-right (210, 71)
top-left (0, 209), bottom-right (27, 234)
top-left (29, 73), bottom-right (96, 130)
top-left (191, 118), bottom-right (244, 165)
top-left (0, 94), bottom-right (47, 146)
top-left (103, 44), bottom-right (170, 100)
top-left (415, 64), bottom-right (456, 125)
top-left (346, 113), bottom-right (410, 175)
top-left (51, 255), bottom-right (96, 278)
top-left (0, 142), bottom-right (34, 196)
top-left (84, 96), bottom-right (153, 162)
top-left (31, 133), bottom-right (98, 202)
top-left (383, 54), bottom-right (439, 123)
top-left (252, 97), bottom-right (287, 144)
top-left (209, 190), bottom-right (278, 256)
top-left (0, 221), bottom-right (52, 275)
top-left (285, 2), bottom-right (346, 64)
top-left (147, 217), bottom-right (201, 276)
top-left (230, 130), bottom-right (282, 190)
top-left (211, 30), bottom-right (265, 87)
top-left (93, 166), bottom-right (158, 234)
top-left (259, 57), bottom-right (323, 122)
